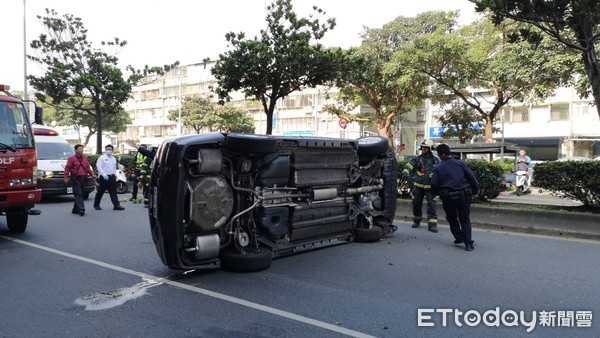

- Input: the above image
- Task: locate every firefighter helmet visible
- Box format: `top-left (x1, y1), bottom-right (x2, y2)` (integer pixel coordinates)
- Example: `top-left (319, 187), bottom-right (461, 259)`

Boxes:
top-left (420, 139), bottom-right (435, 148)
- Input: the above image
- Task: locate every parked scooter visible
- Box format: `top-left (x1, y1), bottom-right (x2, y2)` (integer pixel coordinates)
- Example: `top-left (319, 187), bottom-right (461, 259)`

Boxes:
top-left (116, 163), bottom-right (128, 194)
top-left (515, 161), bottom-right (530, 196)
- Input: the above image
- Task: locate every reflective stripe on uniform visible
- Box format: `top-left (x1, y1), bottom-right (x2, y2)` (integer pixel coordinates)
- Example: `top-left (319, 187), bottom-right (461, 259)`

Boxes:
top-left (413, 182), bottom-right (431, 189)
top-left (428, 219), bottom-right (438, 223)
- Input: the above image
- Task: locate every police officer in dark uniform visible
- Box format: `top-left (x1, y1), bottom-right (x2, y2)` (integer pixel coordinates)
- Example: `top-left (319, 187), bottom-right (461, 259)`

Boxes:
top-left (430, 144), bottom-right (479, 251)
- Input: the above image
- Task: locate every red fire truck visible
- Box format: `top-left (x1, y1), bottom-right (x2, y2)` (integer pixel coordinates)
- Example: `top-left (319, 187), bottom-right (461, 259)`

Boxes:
top-left (0, 84), bottom-right (43, 233)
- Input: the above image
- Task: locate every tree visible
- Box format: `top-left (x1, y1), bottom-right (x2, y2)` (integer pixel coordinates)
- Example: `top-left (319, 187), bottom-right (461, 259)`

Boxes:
top-left (332, 11), bottom-right (457, 141)
top-left (473, 0), bottom-right (600, 119)
top-left (437, 102), bottom-right (488, 143)
top-left (28, 9), bottom-right (177, 153)
top-left (167, 95), bottom-right (255, 134)
top-left (211, 0), bottom-right (346, 135)
top-left (402, 17), bottom-right (575, 139)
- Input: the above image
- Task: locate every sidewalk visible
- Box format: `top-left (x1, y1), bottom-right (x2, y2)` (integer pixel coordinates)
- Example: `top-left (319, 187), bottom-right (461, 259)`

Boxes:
top-left (394, 199), bottom-right (600, 241)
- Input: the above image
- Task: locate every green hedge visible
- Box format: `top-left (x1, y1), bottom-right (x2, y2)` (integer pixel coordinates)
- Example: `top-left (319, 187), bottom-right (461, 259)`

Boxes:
top-left (465, 159), bottom-right (503, 201)
top-left (533, 160), bottom-right (600, 208)
top-left (398, 158), bottom-right (503, 201)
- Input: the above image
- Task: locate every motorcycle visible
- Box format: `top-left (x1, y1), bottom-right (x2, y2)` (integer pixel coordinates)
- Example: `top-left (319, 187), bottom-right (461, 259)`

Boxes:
top-left (116, 163), bottom-right (128, 194)
top-left (514, 161), bottom-right (530, 196)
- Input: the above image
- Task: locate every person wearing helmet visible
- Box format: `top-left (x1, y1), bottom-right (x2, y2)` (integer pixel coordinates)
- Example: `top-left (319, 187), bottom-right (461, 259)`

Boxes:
top-left (130, 144), bottom-right (147, 202)
top-left (137, 144), bottom-right (158, 207)
top-left (401, 139), bottom-right (441, 232)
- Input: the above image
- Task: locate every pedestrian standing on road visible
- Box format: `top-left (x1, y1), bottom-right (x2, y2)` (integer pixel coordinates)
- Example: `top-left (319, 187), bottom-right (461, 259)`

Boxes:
top-left (93, 144), bottom-right (125, 211)
top-left (63, 144), bottom-right (96, 216)
top-left (430, 144), bottom-right (479, 251)
top-left (130, 144), bottom-right (147, 202)
top-left (401, 139), bottom-right (441, 233)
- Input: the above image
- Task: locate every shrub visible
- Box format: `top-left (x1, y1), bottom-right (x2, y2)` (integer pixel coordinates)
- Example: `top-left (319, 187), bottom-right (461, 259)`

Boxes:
top-left (493, 157), bottom-right (515, 172)
top-left (533, 161), bottom-right (600, 208)
top-left (465, 159), bottom-right (503, 201)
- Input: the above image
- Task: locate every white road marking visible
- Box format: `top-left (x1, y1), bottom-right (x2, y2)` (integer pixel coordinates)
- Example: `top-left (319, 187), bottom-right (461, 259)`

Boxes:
top-left (1, 235), bottom-right (376, 338)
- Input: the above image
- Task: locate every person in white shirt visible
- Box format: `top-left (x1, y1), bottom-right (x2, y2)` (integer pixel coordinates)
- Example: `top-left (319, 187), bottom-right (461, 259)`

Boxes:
top-left (93, 144), bottom-right (125, 211)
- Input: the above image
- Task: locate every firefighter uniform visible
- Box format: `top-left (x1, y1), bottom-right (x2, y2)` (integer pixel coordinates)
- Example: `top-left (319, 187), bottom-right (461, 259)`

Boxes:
top-left (137, 145), bottom-right (157, 207)
top-left (401, 140), bottom-right (440, 232)
top-left (130, 148), bottom-right (147, 201)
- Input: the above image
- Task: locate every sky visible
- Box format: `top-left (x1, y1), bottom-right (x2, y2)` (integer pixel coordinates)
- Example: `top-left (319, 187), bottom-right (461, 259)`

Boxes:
top-left (2, 0), bottom-right (479, 93)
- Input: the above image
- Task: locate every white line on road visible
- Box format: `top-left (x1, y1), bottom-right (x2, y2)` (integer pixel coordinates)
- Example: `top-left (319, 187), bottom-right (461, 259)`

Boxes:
top-left (1, 235), bottom-right (376, 338)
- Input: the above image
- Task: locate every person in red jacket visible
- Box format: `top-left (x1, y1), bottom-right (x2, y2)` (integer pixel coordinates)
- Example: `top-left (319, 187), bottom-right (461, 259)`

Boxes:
top-left (63, 144), bottom-right (96, 216)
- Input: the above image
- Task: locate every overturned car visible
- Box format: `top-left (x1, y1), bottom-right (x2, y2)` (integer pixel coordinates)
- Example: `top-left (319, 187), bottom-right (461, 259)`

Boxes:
top-left (148, 133), bottom-right (397, 272)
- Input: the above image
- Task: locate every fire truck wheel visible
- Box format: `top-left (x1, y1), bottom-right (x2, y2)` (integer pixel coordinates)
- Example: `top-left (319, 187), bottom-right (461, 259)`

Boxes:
top-left (7, 213), bottom-right (28, 233)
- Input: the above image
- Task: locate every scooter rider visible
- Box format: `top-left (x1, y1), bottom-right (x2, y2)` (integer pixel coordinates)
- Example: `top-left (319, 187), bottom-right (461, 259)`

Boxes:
top-left (401, 139), bottom-right (441, 233)
top-left (516, 149), bottom-right (531, 171)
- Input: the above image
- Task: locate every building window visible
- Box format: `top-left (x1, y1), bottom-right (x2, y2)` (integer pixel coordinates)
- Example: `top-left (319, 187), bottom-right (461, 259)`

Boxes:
top-left (511, 106), bottom-right (529, 123)
top-left (550, 103), bottom-right (569, 120)
top-left (417, 109), bottom-right (426, 122)
top-left (141, 90), bottom-right (158, 100)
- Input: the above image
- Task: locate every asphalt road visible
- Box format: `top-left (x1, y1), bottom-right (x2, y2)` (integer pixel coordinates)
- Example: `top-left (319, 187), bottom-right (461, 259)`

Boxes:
top-left (1, 193), bottom-right (598, 337)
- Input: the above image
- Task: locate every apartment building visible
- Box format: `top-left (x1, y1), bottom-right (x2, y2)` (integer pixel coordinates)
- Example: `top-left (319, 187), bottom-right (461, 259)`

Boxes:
top-left (60, 61), bottom-right (598, 160)
top-left (427, 87), bottom-right (600, 160)
top-left (120, 62), bottom-right (404, 153)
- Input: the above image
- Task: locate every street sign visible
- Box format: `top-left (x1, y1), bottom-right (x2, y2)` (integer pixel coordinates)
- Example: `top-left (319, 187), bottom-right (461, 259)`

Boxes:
top-left (338, 117), bottom-right (349, 129)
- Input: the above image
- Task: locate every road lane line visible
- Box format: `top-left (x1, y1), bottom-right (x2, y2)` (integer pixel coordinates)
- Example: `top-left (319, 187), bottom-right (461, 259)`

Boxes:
top-left (1, 235), bottom-right (376, 338)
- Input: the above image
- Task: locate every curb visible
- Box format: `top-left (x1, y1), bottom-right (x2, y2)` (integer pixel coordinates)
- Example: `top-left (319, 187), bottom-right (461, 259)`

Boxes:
top-left (394, 199), bottom-right (600, 241)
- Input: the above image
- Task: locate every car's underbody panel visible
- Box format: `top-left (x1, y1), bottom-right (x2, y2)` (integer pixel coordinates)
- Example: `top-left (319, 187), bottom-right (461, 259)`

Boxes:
top-left (149, 133), bottom-right (397, 271)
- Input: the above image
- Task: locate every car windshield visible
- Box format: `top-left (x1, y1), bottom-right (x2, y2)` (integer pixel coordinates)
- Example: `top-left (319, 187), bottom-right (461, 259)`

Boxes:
top-left (0, 100), bottom-right (34, 149)
top-left (36, 142), bottom-right (74, 160)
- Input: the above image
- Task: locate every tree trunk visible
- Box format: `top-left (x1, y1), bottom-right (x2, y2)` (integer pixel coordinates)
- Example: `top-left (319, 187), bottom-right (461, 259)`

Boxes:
top-left (578, 35), bottom-right (600, 120)
top-left (484, 115), bottom-right (493, 140)
top-left (95, 101), bottom-right (102, 154)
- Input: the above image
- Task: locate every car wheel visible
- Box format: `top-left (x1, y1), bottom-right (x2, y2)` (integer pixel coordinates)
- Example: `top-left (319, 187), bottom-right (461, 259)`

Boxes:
top-left (357, 136), bottom-right (389, 157)
top-left (116, 181), bottom-right (128, 194)
top-left (224, 134), bottom-right (278, 154)
top-left (219, 247), bottom-right (272, 272)
top-left (7, 212), bottom-right (28, 233)
top-left (83, 192), bottom-right (90, 200)
top-left (354, 226), bottom-right (383, 243)
top-left (516, 186), bottom-right (523, 196)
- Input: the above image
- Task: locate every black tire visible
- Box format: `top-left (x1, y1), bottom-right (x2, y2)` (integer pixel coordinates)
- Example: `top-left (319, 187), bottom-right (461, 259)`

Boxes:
top-left (354, 226), bottom-right (383, 243)
top-left (83, 192), bottom-right (90, 200)
top-left (219, 247), bottom-right (272, 272)
top-left (7, 213), bottom-right (28, 233)
top-left (224, 134), bottom-right (278, 154)
top-left (516, 186), bottom-right (523, 196)
top-left (116, 181), bottom-right (128, 194)
top-left (357, 136), bottom-right (389, 157)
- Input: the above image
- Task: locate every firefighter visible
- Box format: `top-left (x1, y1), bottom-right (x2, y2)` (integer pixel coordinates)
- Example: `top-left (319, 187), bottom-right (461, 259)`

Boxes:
top-left (130, 144), bottom-right (147, 201)
top-left (401, 139), bottom-right (441, 232)
top-left (137, 144), bottom-right (158, 207)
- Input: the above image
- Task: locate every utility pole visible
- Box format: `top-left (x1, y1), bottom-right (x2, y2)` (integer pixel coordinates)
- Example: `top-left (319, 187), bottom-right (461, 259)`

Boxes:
top-left (23, 0), bottom-right (28, 101)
